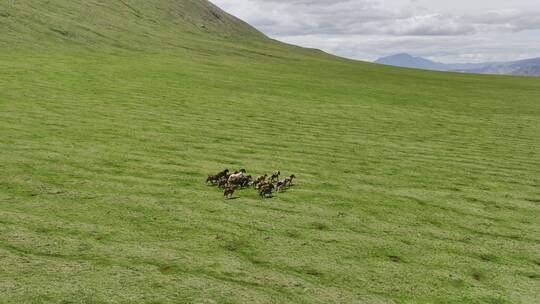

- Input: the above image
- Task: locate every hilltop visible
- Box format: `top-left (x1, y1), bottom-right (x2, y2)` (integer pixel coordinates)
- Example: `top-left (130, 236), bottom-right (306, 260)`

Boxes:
top-left (1, 1), bottom-right (539, 304)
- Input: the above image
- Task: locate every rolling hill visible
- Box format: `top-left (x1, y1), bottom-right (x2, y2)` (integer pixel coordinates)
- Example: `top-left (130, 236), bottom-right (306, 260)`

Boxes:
top-left (1, 1), bottom-right (539, 303)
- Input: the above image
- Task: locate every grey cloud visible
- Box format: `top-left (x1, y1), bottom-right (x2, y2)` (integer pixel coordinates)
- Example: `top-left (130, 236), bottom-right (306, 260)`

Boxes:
top-left (464, 10), bottom-right (540, 32)
top-left (211, 0), bottom-right (540, 62)
top-left (214, 0), bottom-right (540, 37)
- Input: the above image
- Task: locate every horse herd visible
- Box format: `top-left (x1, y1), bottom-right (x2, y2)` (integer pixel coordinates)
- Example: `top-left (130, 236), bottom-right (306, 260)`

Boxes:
top-left (206, 169), bottom-right (296, 199)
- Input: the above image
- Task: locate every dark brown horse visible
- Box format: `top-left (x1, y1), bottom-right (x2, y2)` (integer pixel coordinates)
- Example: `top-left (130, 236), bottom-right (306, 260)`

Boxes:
top-left (276, 179), bottom-right (287, 192)
top-left (206, 175), bottom-right (219, 185)
top-left (217, 177), bottom-right (229, 189)
top-left (216, 169), bottom-right (230, 179)
top-left (258, 183), bottom-right (274, 198)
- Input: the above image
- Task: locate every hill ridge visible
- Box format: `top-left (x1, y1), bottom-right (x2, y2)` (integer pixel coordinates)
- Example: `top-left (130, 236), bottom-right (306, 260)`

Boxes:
top-left (0, 0), bottom-right (267, 49)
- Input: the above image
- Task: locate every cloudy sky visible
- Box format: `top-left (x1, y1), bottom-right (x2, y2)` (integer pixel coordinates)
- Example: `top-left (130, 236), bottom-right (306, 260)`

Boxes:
top-left (210, 0), bottom-right (540, 63)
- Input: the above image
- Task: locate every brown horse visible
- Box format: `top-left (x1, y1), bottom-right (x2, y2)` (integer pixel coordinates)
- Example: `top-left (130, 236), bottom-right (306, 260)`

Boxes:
top-left (258, 183), bottom-right (274, 198)
top-left (253, 175), bottom-right (267, 188)
top-left (285, 174), bottom-right (296, 186)
top-left (224, 186), bottom-right (236, 199)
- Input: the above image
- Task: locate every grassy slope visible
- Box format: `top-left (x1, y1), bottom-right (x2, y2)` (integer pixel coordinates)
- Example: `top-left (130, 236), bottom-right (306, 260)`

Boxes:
top-left (1, 1), bottom-right (540, 303)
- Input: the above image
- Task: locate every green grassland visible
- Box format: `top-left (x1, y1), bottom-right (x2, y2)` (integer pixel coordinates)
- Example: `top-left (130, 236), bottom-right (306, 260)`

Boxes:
top-left (1, 1), bottom-right (539, 303)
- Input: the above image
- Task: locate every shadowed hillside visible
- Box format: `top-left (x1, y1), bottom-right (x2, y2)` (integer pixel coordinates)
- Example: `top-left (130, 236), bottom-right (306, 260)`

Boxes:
top-left (1, 1), bottom-right (539, 304)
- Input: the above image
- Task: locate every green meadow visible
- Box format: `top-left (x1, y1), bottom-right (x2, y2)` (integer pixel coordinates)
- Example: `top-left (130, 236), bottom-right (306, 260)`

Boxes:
top-left (0, 1), bottom-right (539, 303)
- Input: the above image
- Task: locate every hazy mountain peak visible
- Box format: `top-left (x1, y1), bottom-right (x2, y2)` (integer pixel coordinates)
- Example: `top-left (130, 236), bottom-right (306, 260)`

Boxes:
top-left (375, 53), bottom-right (540, 76)
top-left (375, 53), bottom-right (445, 70)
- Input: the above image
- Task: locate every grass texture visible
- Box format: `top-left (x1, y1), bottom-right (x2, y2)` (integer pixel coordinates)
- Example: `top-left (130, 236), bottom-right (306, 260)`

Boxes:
top-left (1, 1), bottom-right (539, 303)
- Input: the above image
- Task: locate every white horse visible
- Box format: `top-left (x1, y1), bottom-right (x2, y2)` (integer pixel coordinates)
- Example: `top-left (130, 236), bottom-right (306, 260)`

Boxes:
top-left (228, 169), bottom-right (246, 183)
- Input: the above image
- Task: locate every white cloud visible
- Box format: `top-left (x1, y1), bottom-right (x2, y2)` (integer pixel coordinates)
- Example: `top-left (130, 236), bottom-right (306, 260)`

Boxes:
top-left (211, 0), bottom-right (540, 62)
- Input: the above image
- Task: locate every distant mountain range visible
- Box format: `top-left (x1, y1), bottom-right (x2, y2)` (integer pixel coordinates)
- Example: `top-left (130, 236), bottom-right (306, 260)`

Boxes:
top-left (375, 53), bottom-right (540, 77)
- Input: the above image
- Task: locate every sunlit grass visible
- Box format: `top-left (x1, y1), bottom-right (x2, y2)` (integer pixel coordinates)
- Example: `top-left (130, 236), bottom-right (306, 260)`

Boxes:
top-left (0, 1), bottom-right (539, 303)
